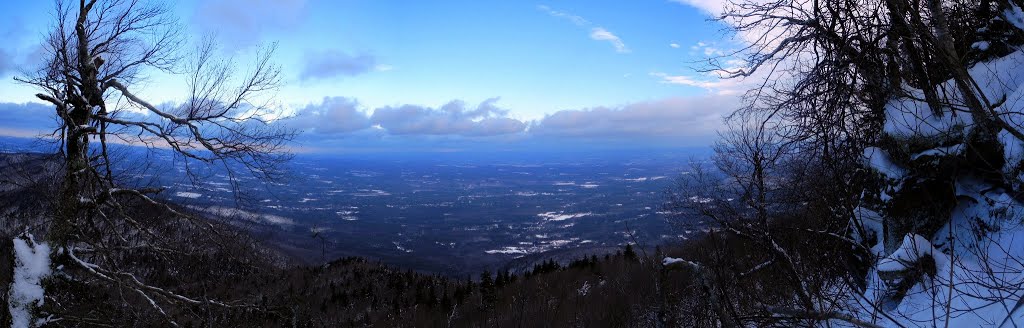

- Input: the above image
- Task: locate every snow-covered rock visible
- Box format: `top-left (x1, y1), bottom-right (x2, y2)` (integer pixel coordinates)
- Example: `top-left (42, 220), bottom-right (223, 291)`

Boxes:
top-left (876, 234), bottom-right (943, 273)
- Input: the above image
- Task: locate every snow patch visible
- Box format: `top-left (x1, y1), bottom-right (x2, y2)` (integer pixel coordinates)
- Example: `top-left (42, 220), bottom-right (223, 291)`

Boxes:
top-left (1006, 4), bottom-right (1024, 31)
top-left (175, 191), bottom-right (202, 199)
top-left (484, 247), bottom-right (528, 255)
top-left (578, 281), bottom-right (592, 296)
top-left (537, 211), bottom-right (593, 221)
top-left (1001, 129), bottom-right (1024, 175)
top-left (663, 257), bottom-right (695, 267)
top-left (864, 147), bottom-right (905, 180)
top-left (8, 235), bottom-right (51, 328)
top-left (352, 189), bottom-right (390, 197)
top-left (192, 205), bottom-right (295, 226)
top-left (877, 234), bottom-right (944, 272)
top-left (910, 144), bottom-right (964, 161)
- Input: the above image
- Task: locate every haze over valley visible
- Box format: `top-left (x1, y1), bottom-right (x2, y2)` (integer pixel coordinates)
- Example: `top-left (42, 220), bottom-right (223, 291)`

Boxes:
top-left (153, 150), bottom-right (703, 275)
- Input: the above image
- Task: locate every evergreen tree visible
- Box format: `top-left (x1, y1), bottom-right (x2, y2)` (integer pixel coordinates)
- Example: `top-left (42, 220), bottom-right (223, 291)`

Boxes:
top-left (480, 270), bottom-right (497, 310)
top-left (623, 244), bottom-right (637, 260)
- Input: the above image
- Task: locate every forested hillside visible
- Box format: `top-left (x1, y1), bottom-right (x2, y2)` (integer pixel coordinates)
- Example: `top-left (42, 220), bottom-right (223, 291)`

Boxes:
top-left (0, 159), bottom-right (717, 326)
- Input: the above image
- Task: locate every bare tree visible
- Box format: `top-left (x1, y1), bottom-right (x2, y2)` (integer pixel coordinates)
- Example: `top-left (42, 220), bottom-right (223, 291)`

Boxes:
top-left (673, 0), bottom-right (1024, 326)
top-left (11, 0), bottom-right (295, 325)
top-left (665, 113), bottom-right (877, 327)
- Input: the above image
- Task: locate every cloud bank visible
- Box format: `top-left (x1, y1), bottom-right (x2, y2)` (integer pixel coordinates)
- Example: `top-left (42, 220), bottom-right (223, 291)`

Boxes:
top-left (292, 97), bottom-right (372, 134)
top-left (531, 96), bottom-right (734, 139)
top-left (293, 98), bottom-right (528, 137)
top-left (0, 102), bottom-right (57, 137)
top-left (292, 94), bottom-right (733, 143)
top-left (1, 94), bottom-right (733, 152)
top-left (370, 98), bottom-right (527, 137)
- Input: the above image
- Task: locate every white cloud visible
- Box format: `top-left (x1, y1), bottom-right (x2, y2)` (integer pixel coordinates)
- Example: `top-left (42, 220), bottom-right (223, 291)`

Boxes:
top-left (665, 0), bottom-right (811, 99)
top-left (669, 0), bottom-right (727, 16)
top-left (669, 43), bottom-right (680, 48)
top-left (690, 41), bottom-right (725, 56)
top-left (538, 6), bottom-right (629, 54)
top-left (652, 73), bottom-right (718, 88)
top-left (537, 5), bottom-right (589, 26)
top-left (650, 72), bottom-right (749, 95)
top-left (590, 28), bottom-right (630, 53)
top-left (673, 0), bottom-right (794, 47)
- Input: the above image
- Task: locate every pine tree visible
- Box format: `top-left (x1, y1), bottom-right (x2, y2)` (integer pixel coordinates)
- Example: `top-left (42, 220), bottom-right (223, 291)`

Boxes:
top-left (624, 244), bottom-right (637, 260)
top-left (480, 270), bottom-right (497, 310)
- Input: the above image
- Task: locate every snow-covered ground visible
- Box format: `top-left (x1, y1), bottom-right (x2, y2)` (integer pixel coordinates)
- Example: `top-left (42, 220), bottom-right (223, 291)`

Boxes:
top-left (8, 234), bottom-right (52, 328)
top-left (853, 20), bottom-right (1024, 326)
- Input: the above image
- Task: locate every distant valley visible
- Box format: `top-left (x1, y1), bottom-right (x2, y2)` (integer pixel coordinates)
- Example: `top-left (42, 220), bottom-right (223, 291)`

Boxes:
top-left (155, 150), bottom-right (706, 275)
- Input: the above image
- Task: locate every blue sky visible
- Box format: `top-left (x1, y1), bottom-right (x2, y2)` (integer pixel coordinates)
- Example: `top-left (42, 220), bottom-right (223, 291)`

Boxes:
top-left (0, 0), bottom-right (744, 153)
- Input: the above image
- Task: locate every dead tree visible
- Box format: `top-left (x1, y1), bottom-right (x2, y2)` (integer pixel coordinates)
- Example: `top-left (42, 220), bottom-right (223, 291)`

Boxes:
top-left (666, 113), bottom-right (875, 326)
top-left (13, 0), bottom-right (294, 325)
top-left (689, 0), bottom-right (1024, 325)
